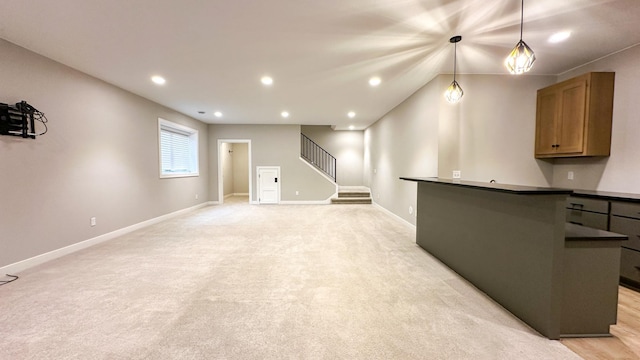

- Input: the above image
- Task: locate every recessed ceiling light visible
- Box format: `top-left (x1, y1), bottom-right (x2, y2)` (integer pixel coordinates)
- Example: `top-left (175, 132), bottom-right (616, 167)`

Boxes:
top-left (548, 31), bottom-right (571, 43)
top-left (214, 111), bottom-right (223, 118)
top-left (281, 111), bottom-right (289, 118)
top-left (261, 76), bottom-right (273, 86)
top-left (369, 77), bottom-right (381, 87)
top-left (348, 111), bottom-right (356, 118)
top-left (349, 125), bottom-right (355, 130)
top-left (151, 75), bottom-right (166, 85)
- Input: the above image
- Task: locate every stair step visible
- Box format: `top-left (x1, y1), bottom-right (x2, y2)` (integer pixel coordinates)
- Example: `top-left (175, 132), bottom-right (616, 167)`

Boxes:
top-left (338, 191), bottom-right (370, 198)
top-left (331, 197), bottom-right (372, 205)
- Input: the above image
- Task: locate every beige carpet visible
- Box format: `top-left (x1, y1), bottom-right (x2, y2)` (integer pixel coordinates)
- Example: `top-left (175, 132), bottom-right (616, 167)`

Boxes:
top-left (0, 196), bottom-right (582, 359)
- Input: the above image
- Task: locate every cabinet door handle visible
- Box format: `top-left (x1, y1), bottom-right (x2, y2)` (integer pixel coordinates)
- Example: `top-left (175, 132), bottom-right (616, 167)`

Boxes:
top-left (570, 221), bottom-right (583, 226)
top-left (569, 203), bottom-right (584, 209)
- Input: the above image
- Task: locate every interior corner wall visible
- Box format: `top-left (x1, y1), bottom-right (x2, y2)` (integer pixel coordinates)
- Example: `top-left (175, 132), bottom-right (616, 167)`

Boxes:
top-left (437, 75), bottom-right (462, 180)
top-left (364, 77), bottom-right (441, 225)
top-left (456, 74), bottom-right (556, 186)
top-left (0, 39), bottom-right (209, 269)
top-left (551, 44), bottom-right (640, 193)
top-left (300, 125), bottom-right (364, 186)
top-left (364, 73), bottom-right (558, 225)
top-left (208, 124), bottom-right (335, 202)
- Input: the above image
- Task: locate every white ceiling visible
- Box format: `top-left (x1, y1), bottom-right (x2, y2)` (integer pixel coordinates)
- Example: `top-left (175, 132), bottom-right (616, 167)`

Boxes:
top-left (1, 0), bottom-right (640, 130)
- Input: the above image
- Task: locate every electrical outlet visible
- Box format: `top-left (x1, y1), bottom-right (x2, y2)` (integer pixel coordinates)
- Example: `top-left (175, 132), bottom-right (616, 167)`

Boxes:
top-left (568, 171), bottom-right (574, 180)
top-left (409, 206), bottom-right (414, 215)
top-left (453, 170), bottom-right (461, 179)
top-left (195, 194), bottom-right (199, 200)
top-left (90, 217), bottom-right (96, 227)
top-left (295, 191), bottom-right (299, 196)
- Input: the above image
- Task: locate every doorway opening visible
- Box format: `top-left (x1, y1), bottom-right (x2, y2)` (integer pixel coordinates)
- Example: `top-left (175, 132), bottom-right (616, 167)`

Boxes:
top-left (218, 139), bottom-right (252, 204)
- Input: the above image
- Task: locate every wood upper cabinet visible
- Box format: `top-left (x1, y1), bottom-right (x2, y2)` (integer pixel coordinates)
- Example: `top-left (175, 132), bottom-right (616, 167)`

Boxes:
top-left (535, 72), bottom-right (615, 158)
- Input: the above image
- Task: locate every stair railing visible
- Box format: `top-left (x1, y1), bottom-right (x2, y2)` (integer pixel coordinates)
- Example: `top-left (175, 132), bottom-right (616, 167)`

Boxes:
top-left (300, 133), bottom-right (336, 182)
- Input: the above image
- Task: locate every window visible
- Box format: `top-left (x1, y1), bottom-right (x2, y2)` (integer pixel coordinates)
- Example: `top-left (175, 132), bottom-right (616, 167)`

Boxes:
top-left (158, 118), bottom-right (199, 178)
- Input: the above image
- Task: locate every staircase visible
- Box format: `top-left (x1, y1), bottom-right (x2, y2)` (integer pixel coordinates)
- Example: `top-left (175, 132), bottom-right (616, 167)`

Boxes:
top-left (331, 186), bottom-right (372, 205)
top-left (301, 133), bottom-right (336, 182)
top-left (300, 133), bottom-right (371, 204)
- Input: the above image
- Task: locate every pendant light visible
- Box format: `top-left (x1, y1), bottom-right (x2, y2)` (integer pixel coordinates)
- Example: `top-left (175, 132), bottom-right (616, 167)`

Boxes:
top-left (505, 0), bottom-right (535, 74)
top-left (445, 35), bottom-right (463, 104)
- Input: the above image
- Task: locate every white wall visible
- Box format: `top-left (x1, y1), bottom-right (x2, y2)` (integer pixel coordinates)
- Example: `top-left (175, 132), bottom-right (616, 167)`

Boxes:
top-left (551, 45), bottom-right (640, 193)
top-left (0, 39), bottom-right (209, 269)
top-left (301, 125), bottom-right (364, 186)
top-left (232, 143), bottom-right (249, 194)
top-left (208, 125), bottom-right (336, 203)
top-left (221, 142), bottom-right (234, 196)
top-left (365, 42), bottom-right (640, 225)
top-left (364, 76), bottom-right (441, 225)
top-left (364, 73), bottom-right (557, 224)
top-left (457, 74), bottom-right (556, 186)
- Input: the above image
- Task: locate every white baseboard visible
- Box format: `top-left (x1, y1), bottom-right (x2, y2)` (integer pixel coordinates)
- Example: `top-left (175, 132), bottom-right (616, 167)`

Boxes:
top-left (372, 201), bottom-right (416, 229)
top-left (1, 202), bottom-right (211, 275)
top-left (223, 193), bottom-right (248, 199)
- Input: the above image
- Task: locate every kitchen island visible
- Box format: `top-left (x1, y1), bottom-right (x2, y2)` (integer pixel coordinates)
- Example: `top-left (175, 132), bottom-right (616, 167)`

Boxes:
top-left (401, 177), bottom-right (626, 339)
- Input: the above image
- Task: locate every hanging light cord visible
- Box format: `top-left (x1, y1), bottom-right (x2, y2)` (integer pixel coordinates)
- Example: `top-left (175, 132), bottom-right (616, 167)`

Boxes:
top-left (519, 0), bottom-right (524, 41)
top-left (453, 40), bottom-right (457, 81)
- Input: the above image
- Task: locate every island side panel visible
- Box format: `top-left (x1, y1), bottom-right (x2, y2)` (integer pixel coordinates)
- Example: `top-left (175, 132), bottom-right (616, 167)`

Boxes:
top-left (561, 240), bottom-right (622, 336)
top-left (416, 182), bottom-right (567, 339)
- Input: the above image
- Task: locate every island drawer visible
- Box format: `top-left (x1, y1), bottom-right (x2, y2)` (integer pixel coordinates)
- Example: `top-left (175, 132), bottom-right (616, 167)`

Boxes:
top-left (610, 215), bottom-right (640, 251)
top-left (566, 197), bottom-right (609, 214)
top-left (611, 202), bottom-right (640, 220)
top-left (620, 248), bottom-right (640, 286)
top-left (566, 209), bottom-right (608, 230)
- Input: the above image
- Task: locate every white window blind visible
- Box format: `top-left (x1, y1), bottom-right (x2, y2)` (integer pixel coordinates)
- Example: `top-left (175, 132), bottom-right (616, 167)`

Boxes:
top-left (158, 118), bottom-right (199, 178)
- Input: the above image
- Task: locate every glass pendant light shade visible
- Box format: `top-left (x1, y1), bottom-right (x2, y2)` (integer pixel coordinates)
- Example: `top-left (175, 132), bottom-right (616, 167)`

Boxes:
top-left (445, 80), bottom-right (463, 103)
top-left (506, 0), bottom-right (535, 74)
top-left (505, 39), bottom-right (536, 74)
top-left (444, 35), bottom-right (463, 104)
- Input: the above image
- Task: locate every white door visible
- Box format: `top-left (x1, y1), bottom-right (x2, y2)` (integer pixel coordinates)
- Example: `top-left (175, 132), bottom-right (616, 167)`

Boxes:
top-left (257, 167), bottom-right (280, 204)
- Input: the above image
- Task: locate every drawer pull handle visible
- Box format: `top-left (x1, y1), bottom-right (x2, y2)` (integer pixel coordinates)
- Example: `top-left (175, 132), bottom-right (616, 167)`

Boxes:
top-left (570, 221), bottom-right (583, 226)
top-left (569, 203), bottom-right (584, 208)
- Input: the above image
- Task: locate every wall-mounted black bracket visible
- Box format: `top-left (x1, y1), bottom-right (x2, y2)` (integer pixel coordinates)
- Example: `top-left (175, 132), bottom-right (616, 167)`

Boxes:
top-left (0, 101), bottom-right (46, 139)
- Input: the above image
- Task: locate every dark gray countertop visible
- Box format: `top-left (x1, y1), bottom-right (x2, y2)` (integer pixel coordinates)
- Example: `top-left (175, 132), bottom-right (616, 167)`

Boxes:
top-left (400, 177), bottom-right (573, 195)
top-left (565, 222), bottom-right (628, 242)
top-left (572, 189), bottom-right (640, 203)
top-left (400, 177), bottom-right (640, 202)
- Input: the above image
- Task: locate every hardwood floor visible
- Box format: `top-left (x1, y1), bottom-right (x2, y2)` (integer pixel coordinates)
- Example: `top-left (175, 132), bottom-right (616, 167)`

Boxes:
top-left (561, 286), bottom-right (640, 359)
